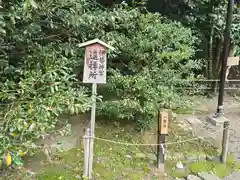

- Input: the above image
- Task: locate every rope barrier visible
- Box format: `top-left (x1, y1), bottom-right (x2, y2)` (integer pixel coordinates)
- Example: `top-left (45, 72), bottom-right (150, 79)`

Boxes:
top-left (83, 124), bottom-right (227, 147)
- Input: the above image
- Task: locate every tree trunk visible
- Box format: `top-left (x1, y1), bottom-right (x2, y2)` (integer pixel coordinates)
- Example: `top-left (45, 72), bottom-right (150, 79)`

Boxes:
top-left (208, 27), bottom-right (214, 80)
top-left (229, 43), bottom-right (237, 56)
top-left (214, 37), bottom-right (223, 78)
top-left (203, 39), bottom-right (209, 78)
top-left (211, 37), bottom-right (222, 93)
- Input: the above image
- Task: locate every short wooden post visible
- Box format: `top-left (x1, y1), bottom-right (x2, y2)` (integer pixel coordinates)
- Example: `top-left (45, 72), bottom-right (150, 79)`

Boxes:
top-left (157, 133), bottom-right (166, 168)
top-left (157, 110), bottom-right (168, 169)
top-left (221, 120), bottom-right (230, 163)
top-left (83, 128), bottom-right (90, 177)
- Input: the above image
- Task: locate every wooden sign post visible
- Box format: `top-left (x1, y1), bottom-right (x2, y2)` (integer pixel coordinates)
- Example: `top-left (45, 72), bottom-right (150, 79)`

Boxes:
top-left (157, 109), bottom-right (169, 170)
top-left (78, 39), bottom-right (114, 179)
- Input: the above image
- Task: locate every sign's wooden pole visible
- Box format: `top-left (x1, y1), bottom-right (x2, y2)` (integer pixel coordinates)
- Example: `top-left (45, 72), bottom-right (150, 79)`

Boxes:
top-left (157, 111), bottom-right (161, 168)
top-left (88, 83), bottom-right (97, 178)
top-left (83, 128), bottom-right (90, 177)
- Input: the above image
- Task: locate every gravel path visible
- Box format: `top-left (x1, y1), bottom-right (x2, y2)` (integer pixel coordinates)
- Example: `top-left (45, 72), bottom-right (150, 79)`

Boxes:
top-left (196, 95), bottom-right (240, 180)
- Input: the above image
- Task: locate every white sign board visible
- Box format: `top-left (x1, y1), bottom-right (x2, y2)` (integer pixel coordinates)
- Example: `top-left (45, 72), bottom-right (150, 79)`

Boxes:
top-left (83, 44), bottom-right (107, 84)
top-left (227, 57), bottom-right (239, 66)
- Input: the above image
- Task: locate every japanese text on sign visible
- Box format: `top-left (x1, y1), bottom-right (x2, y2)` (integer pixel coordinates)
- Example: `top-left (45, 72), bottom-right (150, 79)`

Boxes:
top-left (159, 110), bottom-right (169, 134)
top-left (83, 44), bottom-right (107, 84)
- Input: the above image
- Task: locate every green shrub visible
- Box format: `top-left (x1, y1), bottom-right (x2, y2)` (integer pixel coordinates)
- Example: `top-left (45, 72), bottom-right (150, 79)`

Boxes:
top-left (0, 44), bottom-right (91, 163)
top-left (0, 0), bottom-right (201, 164)
top-left (96, 6), bottom-right (201, 128)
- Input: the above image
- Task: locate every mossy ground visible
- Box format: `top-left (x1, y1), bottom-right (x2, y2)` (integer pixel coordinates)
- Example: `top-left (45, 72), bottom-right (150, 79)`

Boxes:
top-left (189, 155), bottom-right (240, 178)
top-left (165, 106), bottom-right (240, 179)
top-left (165, 154), bottom-right (240, 178)
top-left (1, 110), bottom-right (240, 179)
top-left (0, 122), bottom-right (159, 180)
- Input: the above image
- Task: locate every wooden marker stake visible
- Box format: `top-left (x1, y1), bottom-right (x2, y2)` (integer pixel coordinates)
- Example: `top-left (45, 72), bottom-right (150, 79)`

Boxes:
top-left (221, 120), bottom-right (230, 163)
top-left (157, 109), bottom-right (169, 169)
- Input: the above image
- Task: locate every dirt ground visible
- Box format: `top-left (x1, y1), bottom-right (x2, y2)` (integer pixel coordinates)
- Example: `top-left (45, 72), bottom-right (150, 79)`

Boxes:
top-left (24, 114), bottom-right (89, 172)
top-left (189, 94), bottom-right (240, 180)
top-left (197, 94), bottom-right (240, 159)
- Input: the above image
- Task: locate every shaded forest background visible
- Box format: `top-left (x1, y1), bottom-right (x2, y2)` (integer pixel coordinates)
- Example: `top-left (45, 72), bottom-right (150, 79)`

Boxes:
top-left (98, 0), bottom-right (240, 78)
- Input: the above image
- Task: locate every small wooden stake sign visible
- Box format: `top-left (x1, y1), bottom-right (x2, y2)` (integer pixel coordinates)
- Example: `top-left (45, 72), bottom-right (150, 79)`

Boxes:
top-left (157, 109), bottom-right (169, 170)
top-left (159, 110), bottom-right (169, 135)
top-left (78, 39), bottom-right (114, 179)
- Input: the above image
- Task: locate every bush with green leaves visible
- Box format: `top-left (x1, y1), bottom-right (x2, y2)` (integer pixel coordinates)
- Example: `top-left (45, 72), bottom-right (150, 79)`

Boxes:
top-left (0, 0), bottom-right (201, 165)
top-left (0, 43), bottom-right (91, 162)
top-left (0, 0), bottom-right (95, 165)
top-left (96, 7), bottom-right (201, 128)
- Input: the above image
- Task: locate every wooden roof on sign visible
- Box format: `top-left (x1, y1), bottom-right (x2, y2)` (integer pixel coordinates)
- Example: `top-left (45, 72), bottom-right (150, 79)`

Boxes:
top-left (78, 39), bottom-right (115, 50)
